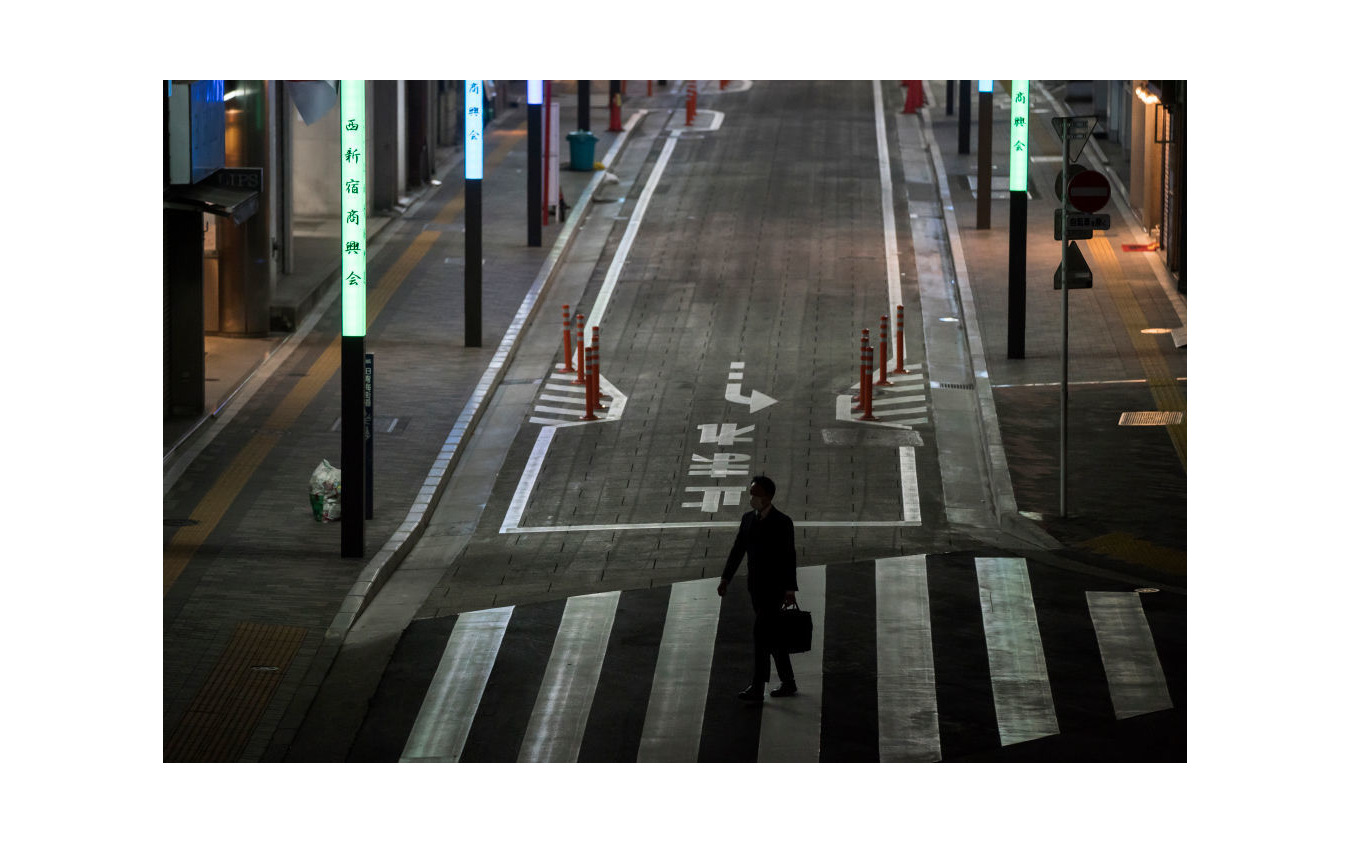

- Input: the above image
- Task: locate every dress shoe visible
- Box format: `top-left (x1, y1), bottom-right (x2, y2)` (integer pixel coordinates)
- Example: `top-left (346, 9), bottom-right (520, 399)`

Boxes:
top-left (737, 684), bottom-right (764, 702)
top-left (770, 682), bottom-right (798, 697)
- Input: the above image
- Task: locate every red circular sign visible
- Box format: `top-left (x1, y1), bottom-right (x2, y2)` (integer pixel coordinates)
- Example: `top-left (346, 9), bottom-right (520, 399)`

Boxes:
top-left (1067, 169), bottom-right (1111, 213)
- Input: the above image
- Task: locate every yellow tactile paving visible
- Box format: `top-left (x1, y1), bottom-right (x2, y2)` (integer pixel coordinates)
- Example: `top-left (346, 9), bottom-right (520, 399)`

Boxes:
top-left (164, 622), bottom-right (308, 762)
top-left (1086, 238), bottom-right (1186, 471)
top-left (163, 131), bottom-right (525, 597)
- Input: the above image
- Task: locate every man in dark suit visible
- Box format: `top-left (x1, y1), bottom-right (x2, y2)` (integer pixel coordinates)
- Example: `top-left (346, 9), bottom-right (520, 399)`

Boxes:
top-left (717, 475), bottom-right (798, 703)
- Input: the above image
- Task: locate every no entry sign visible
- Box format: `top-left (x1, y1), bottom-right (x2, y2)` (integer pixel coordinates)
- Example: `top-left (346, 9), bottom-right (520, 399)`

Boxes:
top-left (1067, 169), bottom-right (1111, 213)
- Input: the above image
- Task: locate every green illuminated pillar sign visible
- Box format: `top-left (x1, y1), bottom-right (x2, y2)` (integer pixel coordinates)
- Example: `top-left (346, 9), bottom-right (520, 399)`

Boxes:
top-left (1009, 80), bottom-right (1030, 192)
top-left (341, 80), bottom-right (367, 337)
top-left (466, 80), bottom-right (483, 179)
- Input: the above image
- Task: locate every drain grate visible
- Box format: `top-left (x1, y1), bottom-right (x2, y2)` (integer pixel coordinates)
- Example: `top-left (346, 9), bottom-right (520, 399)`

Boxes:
top-left (934, 382), bottom-right (975, 391)
top-left (1119, 411), bottom-right (1184, 426)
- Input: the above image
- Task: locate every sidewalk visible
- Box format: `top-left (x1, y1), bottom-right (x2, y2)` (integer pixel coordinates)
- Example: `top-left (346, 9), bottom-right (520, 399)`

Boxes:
top-left (922, 80), bottom-right (1187, 586)
top-left (163, 81), bottom-right (683, 762)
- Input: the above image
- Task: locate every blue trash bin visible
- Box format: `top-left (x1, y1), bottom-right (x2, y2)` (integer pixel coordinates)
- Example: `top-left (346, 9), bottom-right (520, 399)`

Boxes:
top-left (567, 130), bottom-right (597, 171)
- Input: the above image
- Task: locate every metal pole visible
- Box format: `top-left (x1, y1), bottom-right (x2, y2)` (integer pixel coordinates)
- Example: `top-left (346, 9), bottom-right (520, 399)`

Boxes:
top-left (1060, 115), bottom-right (1070, 517)
top-left (364, 353), bottom-right (373, 520)
top-left (341, 336), bottom-right (364, 555)
top-left (958, 81), bottom-right (971, 154)
top-left (466, 81), bottom-right (483, 346)
top-left (466, 178), bottom-right (482, 345)
top-left (528, 83), bottom-right (542, 247)
top-left (977, 87), bottom-right (992, 228)
top-left (1008, 189), bottom-right (1027, 358)
top-left (577, 81), bottom-right (590, 132)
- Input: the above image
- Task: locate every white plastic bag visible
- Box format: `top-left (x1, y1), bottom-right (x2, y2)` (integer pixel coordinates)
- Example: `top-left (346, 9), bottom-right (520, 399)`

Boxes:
top-left (309, 460), bottom-right (342, 522)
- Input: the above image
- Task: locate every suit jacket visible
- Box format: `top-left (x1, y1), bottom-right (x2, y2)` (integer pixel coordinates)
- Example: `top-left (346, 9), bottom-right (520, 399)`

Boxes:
top-left (721, 507), bottom-right (797, 599)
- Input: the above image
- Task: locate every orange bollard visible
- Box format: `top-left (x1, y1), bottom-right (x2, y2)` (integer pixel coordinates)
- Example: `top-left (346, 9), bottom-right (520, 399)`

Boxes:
top-left (720, 80), bottom-right (727, 90)
top-left (560, 305), bottom-right (574, 373)
top-left (896, 305), bottom-right (909, 374)
top-left (609, 92), bottom-right (622, 131)
top-left (573, 313), bottom-right (587, 385)
top-left (854, 328), bottom-right (870, 405)
top-left (860, 346), bottom-right (877, 420)
top-left (581, 347), bottom-right (598, 421)
top-left (686, 81), bottom-right (697, 125)
top-left (902, 80), bottom-right (924, 114)
top-left (877, 315), bottom-right (892, 386)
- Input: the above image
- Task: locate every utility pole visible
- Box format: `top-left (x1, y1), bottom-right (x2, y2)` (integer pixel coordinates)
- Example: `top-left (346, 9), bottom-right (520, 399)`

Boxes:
top-left (976, 80), bottom-right (993, 229)
top-left (527, 80), bottom-right (542, 247)
top-left (1008, 80), bottom-right (1030, 360)
top-left (958, 81), bottom-right (971, 154)
top-left (339, 80), bottom-right (366, 558)
top-left (465, 80), bottom-right (484, 347)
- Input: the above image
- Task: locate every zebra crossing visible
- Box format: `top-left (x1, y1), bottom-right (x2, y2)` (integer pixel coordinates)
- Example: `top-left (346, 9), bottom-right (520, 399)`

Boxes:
top-left (836, 362), bottom-right (930, 428)
top-left (528, 372), bottom-right (628, 427)
top-left (365, 554), bottom-right (1181, 763)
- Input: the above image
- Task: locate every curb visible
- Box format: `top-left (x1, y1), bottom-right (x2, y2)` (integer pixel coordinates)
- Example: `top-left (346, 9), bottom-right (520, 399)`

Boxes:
top-left (916, 82), bottom-right (1059, 552)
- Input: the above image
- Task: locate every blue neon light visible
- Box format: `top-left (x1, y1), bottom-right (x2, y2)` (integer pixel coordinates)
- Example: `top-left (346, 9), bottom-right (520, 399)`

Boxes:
top-left (528, 80), bottom-right (543, 105)
top-left (978, 80), bottom-right (994, 93)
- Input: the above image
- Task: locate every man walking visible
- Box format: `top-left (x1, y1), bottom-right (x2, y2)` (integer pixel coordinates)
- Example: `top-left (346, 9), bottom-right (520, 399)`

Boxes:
top-left (717, 475), bottom-right (798, 703)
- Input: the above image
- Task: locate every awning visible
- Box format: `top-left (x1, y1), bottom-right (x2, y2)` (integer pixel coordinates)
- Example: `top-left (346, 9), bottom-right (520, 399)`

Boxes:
top-left (163, 181), bottom-right (259, 225)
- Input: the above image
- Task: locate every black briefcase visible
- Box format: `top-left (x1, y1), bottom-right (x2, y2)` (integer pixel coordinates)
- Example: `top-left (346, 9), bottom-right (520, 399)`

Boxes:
top-left (777, 602), bottom-right (813, 654)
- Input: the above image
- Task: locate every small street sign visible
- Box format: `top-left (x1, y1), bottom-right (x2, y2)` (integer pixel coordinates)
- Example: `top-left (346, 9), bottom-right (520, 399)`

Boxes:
top-left (1066, 169), bottom-right (1111, 213)
top-left (1055, 209), bottom-right (1110, 240)
top-left (1054, 241), bottom-right (1093, 289)
top-left (1051, 115), bottom-right (1097, 162)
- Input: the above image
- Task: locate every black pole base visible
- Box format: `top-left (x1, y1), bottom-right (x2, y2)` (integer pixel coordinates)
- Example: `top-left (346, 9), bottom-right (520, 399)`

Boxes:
top-left (341, 335), bottom-right (366, 557)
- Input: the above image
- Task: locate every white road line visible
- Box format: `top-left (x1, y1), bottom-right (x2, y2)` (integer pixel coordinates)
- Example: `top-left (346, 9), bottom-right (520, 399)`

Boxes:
top-left (872, 80), bottom-right (905, 329)
top-left (872, 395), bottom-right (927, 406)
top-left (517, 591), bottom-right (622, 762)
top-left (975, 557), bottom-right (1060, 746)
top-left (501, 426), bottom-right (555, 532)
top-left (876, 555), bottom-right (941, 761)
top-left (585, 131), bottom-right (681, 333)
top-left (1086, 592), bottom-right (1173, 719)
top-left (537, 394), bottom-right (587, 405)
top-left (758, 566), bottom-right (827, 762)
top-left (637, 578), bottom-right (721, 762)
top-left (531, 403), bottom-right (592, 416)
top-left (900, 447), bottom-right (920, 523)
top-left (400, 606), bottom-right (514, 762)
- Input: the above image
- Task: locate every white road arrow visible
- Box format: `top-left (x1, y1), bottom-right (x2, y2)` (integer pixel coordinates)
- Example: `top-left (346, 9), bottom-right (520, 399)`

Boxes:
top-left (725, 382), bottom-right (778, 413)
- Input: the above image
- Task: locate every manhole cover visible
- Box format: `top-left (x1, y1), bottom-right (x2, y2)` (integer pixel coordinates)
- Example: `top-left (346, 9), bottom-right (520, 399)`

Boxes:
top-left (164, 518), bottom-right (200, 527)
top-left (1135, 587), bottom-right (1160, 594)
top-left (1119, 411), bottom-right (1184, 426)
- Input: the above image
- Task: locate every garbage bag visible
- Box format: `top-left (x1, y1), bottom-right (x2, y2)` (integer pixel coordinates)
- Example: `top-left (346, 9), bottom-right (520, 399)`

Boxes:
top-left (310, 460), bottom-right (342, 522)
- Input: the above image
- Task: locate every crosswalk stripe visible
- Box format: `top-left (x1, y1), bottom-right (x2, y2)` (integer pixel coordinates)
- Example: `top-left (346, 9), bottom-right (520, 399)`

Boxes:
top-left (1086, 592), bottom-right (1173, 719)
top-left (875, 555), bottom-right (941, 761)
top-left (757, 566), bottom-right (827, 762)
top-left (975, 557), bottom-right (1059, 746)
top-left (518, 592), bottom-right (622, 762)
top-left (400, 606), bottom-right (513, 762)
top-left (637, 578), bottom-right (721, 762)
top-left (899, 447), bottom-right (920, 522)
top-left (538, 394), bottom-right (587, 405)
top-left (872, 395), bottom-right (926, 406)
